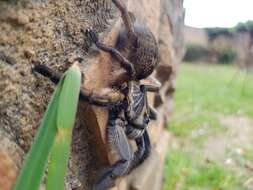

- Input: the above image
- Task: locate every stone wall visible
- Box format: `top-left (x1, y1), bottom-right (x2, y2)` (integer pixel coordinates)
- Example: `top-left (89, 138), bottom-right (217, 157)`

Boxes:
top-left (209, 31), bottom-right (253, 68)
top-left (0, 0), bottom-right (184, 189)
top-left (184, 26), bottom-right (209, 48)
top-left (184, 26), bottom-right (253, 68)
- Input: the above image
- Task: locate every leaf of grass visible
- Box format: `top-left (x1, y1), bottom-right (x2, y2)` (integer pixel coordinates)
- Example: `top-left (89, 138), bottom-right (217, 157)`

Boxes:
top-left (57, 64), bottom-right (81, 129)
top-left (45, 129), bottom-right (72, 190)
top-left (46, 64), bottom-right (81, 190)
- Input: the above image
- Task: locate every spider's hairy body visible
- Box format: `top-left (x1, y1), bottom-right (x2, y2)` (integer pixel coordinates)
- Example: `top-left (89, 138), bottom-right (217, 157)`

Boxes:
top-left (82, 2), bottom-right (162, 187)
top-left (116, 23), bottom-right (159, 80)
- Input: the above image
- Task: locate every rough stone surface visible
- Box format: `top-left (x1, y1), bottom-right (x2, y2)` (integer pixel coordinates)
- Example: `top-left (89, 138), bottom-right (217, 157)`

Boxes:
top-left (184, 26), bottom-right (209, 48)
top-left (209, 31), bottom-right (253, 69)
top-left (184, 26), bottom-right (253, 69)
top-left (0, 0), bottom-right (184, 189)
top-left (156, 0), bottom-right (184, 124)
top-left (0, 150), bottom-right (17, 190)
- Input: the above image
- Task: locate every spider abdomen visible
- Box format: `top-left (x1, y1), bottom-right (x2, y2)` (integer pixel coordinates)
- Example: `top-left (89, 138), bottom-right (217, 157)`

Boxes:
top-left (116, 23), bottom-right (159, 80)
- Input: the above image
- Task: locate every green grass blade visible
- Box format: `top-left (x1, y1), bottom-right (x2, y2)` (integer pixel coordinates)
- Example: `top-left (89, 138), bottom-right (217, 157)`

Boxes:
top-left (57, 64), bottom-right (81, 129)
top-left (13, 79), bottom-right (63, 190)
top-left (46, 129), bottom-right (72, 190)
top-left (46, 64), bottom-right (81, 190)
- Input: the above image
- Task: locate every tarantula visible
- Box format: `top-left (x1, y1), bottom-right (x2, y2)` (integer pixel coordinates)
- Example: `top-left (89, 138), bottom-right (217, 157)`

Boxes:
top-left (33, 0), bottom-right (160, 189)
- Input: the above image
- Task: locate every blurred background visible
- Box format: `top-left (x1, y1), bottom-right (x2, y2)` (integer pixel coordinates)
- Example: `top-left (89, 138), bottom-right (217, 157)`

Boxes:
top-left (164, 0), bottom-right (253, 189)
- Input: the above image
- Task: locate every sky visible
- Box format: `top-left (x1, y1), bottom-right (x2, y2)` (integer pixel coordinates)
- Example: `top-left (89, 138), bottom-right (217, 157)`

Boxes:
top-left (184, 0), bottom-right (253, 28)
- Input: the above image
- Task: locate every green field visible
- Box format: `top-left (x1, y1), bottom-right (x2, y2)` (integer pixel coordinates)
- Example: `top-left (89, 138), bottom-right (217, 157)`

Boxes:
top-left (164, 63), bottom-right (253, 190)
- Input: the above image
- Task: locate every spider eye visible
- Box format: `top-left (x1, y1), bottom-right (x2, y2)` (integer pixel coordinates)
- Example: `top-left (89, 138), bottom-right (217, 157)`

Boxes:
top-left (134, 38), bottom-right (140, 48)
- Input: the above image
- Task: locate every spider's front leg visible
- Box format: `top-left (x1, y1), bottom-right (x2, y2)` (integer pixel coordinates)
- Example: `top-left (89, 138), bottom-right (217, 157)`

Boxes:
top-left (84, 29), bottom-right (136, 79)
top-left (33, 64), bottom-right (124, 107)
top-left (111, 0), bottom-right (137, 40)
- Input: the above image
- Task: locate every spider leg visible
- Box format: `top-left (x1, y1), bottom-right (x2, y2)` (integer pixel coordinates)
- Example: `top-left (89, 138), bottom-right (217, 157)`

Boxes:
top-left (126, 81), bottom-right (158, 128)
top-left (138, 82), bottom-right (159, 120)
top-left (33, 64), bottom-right (124, 107)
top-left (142, 76), bottom-right (161, 92)
top-left (94, 118), bottom-right (151, 189)
top-left (125, 125), bottom-right (145, 139)
top-left (93, 160), bottom-right (129, 190)
top-left (141, 83), bottom-right (161, 92)
top-left (149, 105), bottom-right (157, 120)
top-left (33, 64), bottom-right (61, 84)
top-left (111, 0), bottom-right (136, 40)
top-left (128, 129), bottom-right (151, 173)
top-left (85, 29), bottom-right (136, 78)
top-left (93, 116), bottom-right (133, 190)
top-left (143, 84), bottom-right (160, 92)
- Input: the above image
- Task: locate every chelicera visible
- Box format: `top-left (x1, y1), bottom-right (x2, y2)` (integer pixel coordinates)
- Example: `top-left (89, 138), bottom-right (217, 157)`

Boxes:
top-left (33, 0), bottom-right (160, 189)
